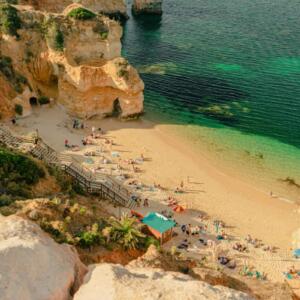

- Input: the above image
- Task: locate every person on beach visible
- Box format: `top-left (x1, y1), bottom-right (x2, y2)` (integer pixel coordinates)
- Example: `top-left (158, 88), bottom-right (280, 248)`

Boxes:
top-left (11, 118), bottom-right (16, 125)
top-left (181, 224), bottom-right (186, 233)
top-left (91, 126), bottom-right (96, 137)
top-left (64, 139), bottom-right (69, 148)
top-left (180, 181), bottom-right (184, 189)
top-left (186, 224), bottom-right (191, 236)
top-left (143, 198), bottom-right (149, 207)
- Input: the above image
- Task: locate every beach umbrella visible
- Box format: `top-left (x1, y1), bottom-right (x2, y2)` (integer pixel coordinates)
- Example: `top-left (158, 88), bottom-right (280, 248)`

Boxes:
top-left (173, 205), bottom-right (185, 213)
top-left (293, 249), bottom-right (300, 258)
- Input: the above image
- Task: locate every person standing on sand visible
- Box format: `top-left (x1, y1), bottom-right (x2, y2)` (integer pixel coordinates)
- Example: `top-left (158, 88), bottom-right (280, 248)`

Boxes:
top-left (180, 180), bottom-right (184, 189)
top-left (91, 126), bottom-right (95, 137)
top-left (64, 139), bottom-right (69, 148)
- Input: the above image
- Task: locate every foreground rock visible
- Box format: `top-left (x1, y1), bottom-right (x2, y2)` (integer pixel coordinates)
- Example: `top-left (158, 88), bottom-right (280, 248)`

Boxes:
top-left (0, 215), bottom-right (87, 300)
top-left (129, 245), bottom-right (299, 300)
top-left (74, 263), bottom-right (252, 300)
top-left (0, 4), bottom-right (143, 119)
top-left (132, 0), bottom-right (163, 15)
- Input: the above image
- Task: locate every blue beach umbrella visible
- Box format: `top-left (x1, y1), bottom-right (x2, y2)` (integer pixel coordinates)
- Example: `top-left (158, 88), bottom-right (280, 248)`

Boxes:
top-left (293, 249), bottom-right (300, 258)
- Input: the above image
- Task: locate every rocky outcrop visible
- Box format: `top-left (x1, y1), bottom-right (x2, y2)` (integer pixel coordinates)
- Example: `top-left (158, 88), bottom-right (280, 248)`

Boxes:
top-left (0, 4), bottom-right (143, 119)
top-left (0, 215), bottom-right (87, 300)
top-left (132, 0), bottom-right (163, 15)
top-left (74, 263), bottom-right (252, 300)
top-left (19, 0), bottom-right (128, 20)
top-left (129, 245), bottom-right (299, 300)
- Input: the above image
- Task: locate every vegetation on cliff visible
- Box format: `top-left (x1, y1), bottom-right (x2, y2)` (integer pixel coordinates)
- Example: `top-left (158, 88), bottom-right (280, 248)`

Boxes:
top-left (0, 55), bottom-right (28, 93)
top-left (0, 147), bottom-right (45, 203)
top-left (45, 21), bottom-right (64, 52)
top-left (0, 4), bottom-right (21, 37)
top-left (68, 7), bottom-right (96, 20)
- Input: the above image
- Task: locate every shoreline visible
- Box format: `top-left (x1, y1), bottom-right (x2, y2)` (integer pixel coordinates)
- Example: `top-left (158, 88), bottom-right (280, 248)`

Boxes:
top-left (155, 116), bottom-right (300, 206)
top-left (8, 105), bottom-right (300, 286)
top-left (11, 106), bottom-right (300, 246)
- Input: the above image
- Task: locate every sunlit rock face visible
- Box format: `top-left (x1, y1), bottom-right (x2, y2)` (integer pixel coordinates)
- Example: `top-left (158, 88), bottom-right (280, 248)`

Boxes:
top-left (0, 4), bottom-right (144, 119)
top-left (132, 0), bottom-right (163, 15)
top-left (0, 215), bottom-right (87, 300)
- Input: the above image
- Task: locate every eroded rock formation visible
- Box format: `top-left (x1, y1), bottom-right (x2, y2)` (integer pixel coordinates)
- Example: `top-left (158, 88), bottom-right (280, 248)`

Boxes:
top-left (19, 0), bottom-right (128, 20)
top-left (0, 215), bottom-right (87, 300)
top-left (132, 0), bottom-right (163, 15)
top-left (0, 3), bottom-right (143, 119)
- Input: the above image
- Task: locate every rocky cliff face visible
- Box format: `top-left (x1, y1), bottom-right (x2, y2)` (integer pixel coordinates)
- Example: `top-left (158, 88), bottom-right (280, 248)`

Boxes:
top-left (0, 215), bottom-right (87, 300)
top-left (0, 3), bottom-right (143, 119)
top-left (132, 0), bottom-right (163, 15)
top-left (19, 0), bottom-right (128, 19)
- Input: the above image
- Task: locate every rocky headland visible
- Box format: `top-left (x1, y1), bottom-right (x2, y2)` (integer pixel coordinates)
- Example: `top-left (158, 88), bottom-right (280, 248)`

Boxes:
top-left (0, 2), bottom-right (143, 120)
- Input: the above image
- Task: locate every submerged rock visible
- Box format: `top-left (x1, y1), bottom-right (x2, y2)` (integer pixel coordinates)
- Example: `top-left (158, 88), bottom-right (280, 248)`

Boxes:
top-left (0, 215), bottom-right (87, 300)
top-left (132, 0), bottom-right (163, 15)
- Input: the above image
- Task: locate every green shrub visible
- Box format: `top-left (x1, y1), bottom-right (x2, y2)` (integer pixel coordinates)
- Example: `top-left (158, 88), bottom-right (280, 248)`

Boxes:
top-left (0, 194), bottom-right (13, 207)
top-left (38, 96), bottom-right (50, 105)
top-left (68, 8), bottom-right (96, 20)
top-left (142, 236), bottom-right (160, 249)
top-left (92, 21), bottom-right (109, 40)
top-left (0, 147), bottom-right (45, 199)
top-left (14, 104), bottom-right (23, 115)
top-left (117, 69), bottom-right (129, 80)
top-left (45, 21), bottom-right (64, 52)
top-left (40, 220), bottom-right (66, 243)
top-left (100, 31), bottom-right (108, 40)
top-left (0, 4), bottom-right (21, 37)
top-left (54, 28), bottom-right (64, 51)
top-left (0, 56), bottom-right (27, 92)
top-left (77, 231), bottom-right (102, 248)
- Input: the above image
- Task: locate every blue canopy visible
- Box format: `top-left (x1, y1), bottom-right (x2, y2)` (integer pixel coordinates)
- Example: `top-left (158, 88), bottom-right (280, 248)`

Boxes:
top-left (142, 212), bottom-right (176, 233)
top-left (293, 249), bottom-right (300, 257)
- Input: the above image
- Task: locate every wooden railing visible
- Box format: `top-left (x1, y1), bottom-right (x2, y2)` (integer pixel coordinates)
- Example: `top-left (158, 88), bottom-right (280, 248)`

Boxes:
top-left (0, 125), bottom-right (137, 209)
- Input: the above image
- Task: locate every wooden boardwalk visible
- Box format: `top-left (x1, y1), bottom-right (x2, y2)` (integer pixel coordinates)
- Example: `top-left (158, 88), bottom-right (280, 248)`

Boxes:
top-left (0, 125), bottom-right (137, 209)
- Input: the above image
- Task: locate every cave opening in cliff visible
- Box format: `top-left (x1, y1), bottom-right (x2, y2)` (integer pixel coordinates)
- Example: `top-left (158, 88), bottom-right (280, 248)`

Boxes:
top-left (112, 99), bottom-right (122, 117)
top-left (29, 97), bottom-right (38, 106)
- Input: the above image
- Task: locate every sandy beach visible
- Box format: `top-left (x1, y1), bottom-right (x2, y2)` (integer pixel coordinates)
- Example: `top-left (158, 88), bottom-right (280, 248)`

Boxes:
top-left (10, 105), bottom-right (300, 290)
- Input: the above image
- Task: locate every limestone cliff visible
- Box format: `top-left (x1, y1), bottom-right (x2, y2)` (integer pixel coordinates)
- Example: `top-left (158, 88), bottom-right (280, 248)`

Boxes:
top-left (0, 3), bottom-right (143, 119)
top-left (19, 0), bottom-right (128, 20)
top-left (132, 0), bottom-right (163, 15)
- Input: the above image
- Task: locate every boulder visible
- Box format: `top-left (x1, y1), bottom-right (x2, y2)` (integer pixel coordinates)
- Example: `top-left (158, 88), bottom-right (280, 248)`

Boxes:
top-left (0, 215), bottom-right (87, 300)
top-left (74, 263), bottom-right (252, 300)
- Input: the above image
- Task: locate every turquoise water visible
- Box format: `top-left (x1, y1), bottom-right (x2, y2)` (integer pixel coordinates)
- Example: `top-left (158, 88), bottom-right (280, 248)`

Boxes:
top-left (122, 0), bottom-right (300, 200)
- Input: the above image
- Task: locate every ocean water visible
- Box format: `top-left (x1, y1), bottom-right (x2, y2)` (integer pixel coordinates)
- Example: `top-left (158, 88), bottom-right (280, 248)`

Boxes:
top-left (122, 0), bottom-right (300, 201)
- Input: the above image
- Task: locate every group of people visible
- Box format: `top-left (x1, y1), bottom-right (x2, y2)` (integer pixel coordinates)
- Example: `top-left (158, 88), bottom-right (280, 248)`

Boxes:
top-left (72, 119), bottom-right (84, 130)
top-left (181, 224), bottom-right (205, 236)
top-left (245, 234), bottom-right (275, 252)
top-left (135, 197), bottom-right (149, 208)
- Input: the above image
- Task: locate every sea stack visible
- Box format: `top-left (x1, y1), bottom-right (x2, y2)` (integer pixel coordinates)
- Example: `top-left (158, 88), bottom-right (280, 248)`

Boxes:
top-left (132, 0), bottom-right (163, 15)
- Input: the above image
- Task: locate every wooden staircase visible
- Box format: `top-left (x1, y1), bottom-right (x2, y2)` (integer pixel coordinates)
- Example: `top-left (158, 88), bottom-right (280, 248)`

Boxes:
top-left (0, 125), bottom-right (137, 209)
